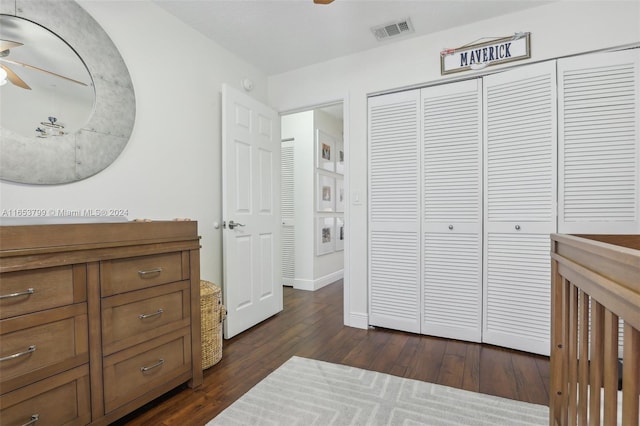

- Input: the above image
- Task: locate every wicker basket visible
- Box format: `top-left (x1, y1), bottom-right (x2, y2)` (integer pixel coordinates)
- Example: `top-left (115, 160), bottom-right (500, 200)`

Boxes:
top-left (200, 280), bottom-right (225, 369)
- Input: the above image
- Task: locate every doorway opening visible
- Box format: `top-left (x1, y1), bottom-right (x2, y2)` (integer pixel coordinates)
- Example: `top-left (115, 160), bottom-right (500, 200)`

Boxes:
top-left (280, 102), bottom-right (345, 292)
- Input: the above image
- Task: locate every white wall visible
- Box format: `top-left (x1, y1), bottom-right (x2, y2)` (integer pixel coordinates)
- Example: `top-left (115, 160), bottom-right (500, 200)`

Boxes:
top-left (267, 0), bottom-right (640, 328)
top-left (0, 1), bottom-right (269, 288)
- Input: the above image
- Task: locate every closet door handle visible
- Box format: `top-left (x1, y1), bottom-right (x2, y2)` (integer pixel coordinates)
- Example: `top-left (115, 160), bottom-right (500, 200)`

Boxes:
top-left (448, 225), bottom-right (454, 230)
top-left (515, 225), bottom-right (521, 230)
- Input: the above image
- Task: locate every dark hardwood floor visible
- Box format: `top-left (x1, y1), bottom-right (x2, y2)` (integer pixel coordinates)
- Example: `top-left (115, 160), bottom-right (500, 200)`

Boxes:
top-left (116, 280), bottom-right (550, 425)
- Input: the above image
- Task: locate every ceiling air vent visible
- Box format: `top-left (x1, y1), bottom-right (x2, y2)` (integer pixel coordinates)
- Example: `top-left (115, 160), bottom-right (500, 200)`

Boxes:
top-left (371, 18), bottom-right (414, 41)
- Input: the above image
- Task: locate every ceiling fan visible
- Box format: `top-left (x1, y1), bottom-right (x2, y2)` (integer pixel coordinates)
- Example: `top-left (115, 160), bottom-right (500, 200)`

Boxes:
top-left (0, 38), bottom-right (88, 90)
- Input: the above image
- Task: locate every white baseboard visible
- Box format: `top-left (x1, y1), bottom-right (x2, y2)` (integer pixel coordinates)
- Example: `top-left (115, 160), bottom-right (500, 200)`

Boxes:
top-left (348, 312), bottom-right (369, 329)
top-left (293, 269), bottom-right (343, 291)
top-left (282, 277), bottom-right (295, 286)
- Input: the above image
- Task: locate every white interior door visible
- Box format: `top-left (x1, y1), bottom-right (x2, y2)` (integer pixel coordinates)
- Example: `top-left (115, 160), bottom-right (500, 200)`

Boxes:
top-left (281, 138), bottom-right (295, 286)
top-left (368, 89), bottom-right (421, 333)
top-left (558, 49), bottom-right (640, 234)
top-left (557, 49), bottom-right (640, 356)
top-left (222, 84), bottom-right (282, 339)
top-left (482, 61), bottom-right (557, 356)
top-left (421, 79), bottom-right (483, 343)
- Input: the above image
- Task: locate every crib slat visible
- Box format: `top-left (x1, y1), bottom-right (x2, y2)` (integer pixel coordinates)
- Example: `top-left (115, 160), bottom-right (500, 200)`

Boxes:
top-left (622, 323), bottom-right (639, 426)
top-left (578, 290), bottom-right (589, 426)
top-left (562, 277), bottom-right (572, 425)
top-left (590, 302), bottom-right (604, 426)
top-left (550, 262), bottom-right (567, 426)
top-left (603, 310), bottom-right (619, 425)
top-left (569, 284), bottom-right (579, 425)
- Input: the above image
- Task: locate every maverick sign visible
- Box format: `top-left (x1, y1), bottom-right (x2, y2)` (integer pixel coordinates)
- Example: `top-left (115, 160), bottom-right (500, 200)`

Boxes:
top-left (440, 33), bottom-right (531, 75)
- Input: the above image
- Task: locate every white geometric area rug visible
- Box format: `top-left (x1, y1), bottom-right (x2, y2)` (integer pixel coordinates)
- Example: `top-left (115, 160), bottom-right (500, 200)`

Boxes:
top-left (207, 356), bottom-right (548, 426)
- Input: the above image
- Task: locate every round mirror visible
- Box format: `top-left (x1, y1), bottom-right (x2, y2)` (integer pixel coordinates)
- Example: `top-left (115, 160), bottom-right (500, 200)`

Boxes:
top-left (0, 0), bottom-right (135, 185)
top-left (0, 15), bottom-right (96, 137)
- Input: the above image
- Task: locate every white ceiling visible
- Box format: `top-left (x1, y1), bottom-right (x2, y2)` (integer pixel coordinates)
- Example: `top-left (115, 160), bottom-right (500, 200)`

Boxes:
top-left (152, 0), bottom-right (553, 76)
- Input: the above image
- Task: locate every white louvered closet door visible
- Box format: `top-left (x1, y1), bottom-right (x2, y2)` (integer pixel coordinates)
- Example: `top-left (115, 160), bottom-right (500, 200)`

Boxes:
top-left (558, 49), bottom-right (640, 234)
top-left (421, 79), bottom-right (483, 342)
top-left (558, 49), bottom-right (640, 357)
top-left (368, 90), bottom-right (421, 333)
top-left (483, 61), bottom-right (557, 356)
top-left (281, 139), bottom-right (295, 286)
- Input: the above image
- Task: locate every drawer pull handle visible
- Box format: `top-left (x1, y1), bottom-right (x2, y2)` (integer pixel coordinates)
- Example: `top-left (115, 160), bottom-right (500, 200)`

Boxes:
top-left (0, 288), bottom-right (35, 299)
top-left (138, 267), bottom-right (163, 277)
top-left (139, 308), bottom-right (164, 320)
top-left (0, 345), bottom-right (36, 362)
top-left (140, 358), bottom-right (164, 373)
top-left (21, 414), bottom-right (39, 426)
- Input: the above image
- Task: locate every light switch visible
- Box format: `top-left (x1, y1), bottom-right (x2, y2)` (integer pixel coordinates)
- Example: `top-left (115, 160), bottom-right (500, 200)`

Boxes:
top-left (352, 191), bottom-right (362, 205)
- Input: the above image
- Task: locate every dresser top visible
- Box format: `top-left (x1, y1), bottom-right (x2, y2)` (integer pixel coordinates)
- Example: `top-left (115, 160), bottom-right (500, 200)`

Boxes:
top-left (0, 221), bottom-right (199, 254)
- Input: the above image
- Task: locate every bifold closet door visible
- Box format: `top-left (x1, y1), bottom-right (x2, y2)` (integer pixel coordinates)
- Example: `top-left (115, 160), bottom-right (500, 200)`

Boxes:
top-left (281, 139), bottom-right (295, 286)
top-left (368, 90), bottom-right (421, 333)
top-left (483, 61), bottom-right (557, 356)
top-left (558, 49), bottom-right (640, 357)
top-left (421, 79), bottom-right (483, 342)
top-left (558, 49), bottom-right (640, 234)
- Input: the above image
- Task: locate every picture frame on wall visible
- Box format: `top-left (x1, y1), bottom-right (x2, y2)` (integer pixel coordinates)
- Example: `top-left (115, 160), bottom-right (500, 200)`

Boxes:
top-left (335, 141), bottom-right (344, 175)
top-left (335, 217), bottom-right (344, 251)
top-left (316, 216), bottom-right (335, 255)
top-left (317, 173), bottom-right (335, 212)
top-left (316, 130), bottom-right (335, 172)
top-left (335, 178), bottom-right (345, 213)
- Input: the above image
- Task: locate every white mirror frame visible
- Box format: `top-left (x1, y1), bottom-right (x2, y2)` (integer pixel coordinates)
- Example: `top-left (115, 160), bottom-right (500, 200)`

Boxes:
top-left (0, 0), bottom-right (135, 184)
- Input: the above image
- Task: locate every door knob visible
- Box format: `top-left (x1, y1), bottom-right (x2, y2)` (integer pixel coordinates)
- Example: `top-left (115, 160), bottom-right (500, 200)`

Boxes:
top-left (228, 220), bottom-right (245, 230)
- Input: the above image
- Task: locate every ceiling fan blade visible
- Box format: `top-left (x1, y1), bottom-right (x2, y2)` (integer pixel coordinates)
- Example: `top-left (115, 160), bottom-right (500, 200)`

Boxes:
top-left (0, 64), bottom-right (31, 90)
top-left (0, 39), bottom-right (23, 52)
top-left (0, 58), bottom-right (88, 86)
top-left (313, 0), bottom-right (334, 4)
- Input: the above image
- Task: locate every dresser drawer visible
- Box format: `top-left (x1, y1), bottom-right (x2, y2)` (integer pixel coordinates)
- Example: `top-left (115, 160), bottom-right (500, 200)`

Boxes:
top-left (0, 365), bottom-right (91, 426)
top-left (101, 252), bottom-right (184, 296)
top-left (0, 266), bottom-right (78, 320)
top-left (102, 281), bottom-right (191, 355)
top-left (0, 304), bottom-right (89, 394)
top-left (103, 328), bottom-right (192, 413)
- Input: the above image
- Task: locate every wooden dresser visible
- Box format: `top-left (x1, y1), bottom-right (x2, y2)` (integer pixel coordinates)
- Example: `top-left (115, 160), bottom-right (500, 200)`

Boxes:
top-left (0, 221), bottom-right (202, 425)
